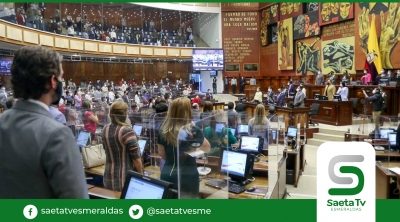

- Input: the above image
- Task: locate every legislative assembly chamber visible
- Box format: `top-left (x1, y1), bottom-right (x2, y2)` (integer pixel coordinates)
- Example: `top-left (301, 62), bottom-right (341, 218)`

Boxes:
top-left (0, 2), bottom-right (399, 200)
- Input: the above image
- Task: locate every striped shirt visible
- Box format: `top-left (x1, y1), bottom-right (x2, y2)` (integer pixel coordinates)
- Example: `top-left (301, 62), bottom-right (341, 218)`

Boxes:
top-left (102, 123), bottom-right (140, 191)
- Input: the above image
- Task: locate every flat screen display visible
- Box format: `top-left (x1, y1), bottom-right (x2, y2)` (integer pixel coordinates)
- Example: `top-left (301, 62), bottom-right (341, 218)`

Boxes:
top-left (237, 124), bottom-right (249, 134)
top-left (133, 125), bottom-right (143, 136)
top-left (192, 49), bottom-right (224, 71)
top-left (138, 139), bottom-right (147, 155)
top-left (287, 127), bottom-right (297, 138)
top-left (229, 128), bottom-right (236, 136)
top-left (240, 136), bottom-right (260, 152)
top-left (215, 122), bottom-right (225, 133)
top-left (389, 133), bottom-right (397, 146)
top-left (0, 57), bottom-right (13, 75)
top-left (210, 71), bottom-right (217, 76)
top-left (124, 178), bottom-right (165, 199)
top-left (221, 150), bottom-right (247, 177)
top-left (380, 129), bottom-right (394, 139)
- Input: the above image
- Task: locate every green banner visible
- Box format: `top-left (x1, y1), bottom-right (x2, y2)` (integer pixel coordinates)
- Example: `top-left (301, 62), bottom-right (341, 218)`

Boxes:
top-left (0, 200), bottom-right (398, 221)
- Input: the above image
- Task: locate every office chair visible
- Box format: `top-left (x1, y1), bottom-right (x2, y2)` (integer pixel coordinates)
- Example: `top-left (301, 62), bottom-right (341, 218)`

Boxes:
top-left (309, 103), bottom-right (320, 126)
top-left (349, 98), bottom-right (359, 117)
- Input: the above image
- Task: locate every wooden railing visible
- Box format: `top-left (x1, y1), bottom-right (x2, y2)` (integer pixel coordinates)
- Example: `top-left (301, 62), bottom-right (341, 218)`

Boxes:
top-left (0, 20), bottom-right (193, 59)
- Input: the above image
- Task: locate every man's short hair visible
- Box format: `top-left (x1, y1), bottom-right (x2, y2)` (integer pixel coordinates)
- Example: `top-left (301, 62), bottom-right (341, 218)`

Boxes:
top-left (155, 103), bottom-right (168, 113)
top-left (5, 97), bottom-right (15, 109)
top-left (228, 102), bottom-right (234, 109)
top-left (269, 106), bottom-right (276, 114)
top-left (11, 46), bottom-right (63, 100)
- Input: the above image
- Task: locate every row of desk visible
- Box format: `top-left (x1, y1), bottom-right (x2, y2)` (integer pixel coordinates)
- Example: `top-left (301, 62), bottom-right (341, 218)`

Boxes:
top-left (345, 133), bottom-right (400, 199)
top-left (85, 143), bottom-right (306, 199)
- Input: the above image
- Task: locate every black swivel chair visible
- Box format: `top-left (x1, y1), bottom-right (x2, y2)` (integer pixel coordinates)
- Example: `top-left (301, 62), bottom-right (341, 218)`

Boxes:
top-left (309, 103), bottom-right (320, 126)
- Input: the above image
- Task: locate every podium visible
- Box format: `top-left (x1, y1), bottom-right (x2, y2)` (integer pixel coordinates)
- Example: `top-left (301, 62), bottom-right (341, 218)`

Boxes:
top-left (244, 85), bottom-right (259, 100)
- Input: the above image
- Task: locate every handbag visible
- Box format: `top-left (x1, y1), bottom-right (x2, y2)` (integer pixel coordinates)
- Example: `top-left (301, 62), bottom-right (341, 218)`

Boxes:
top-left (81, 134), bottom-right (106, 168)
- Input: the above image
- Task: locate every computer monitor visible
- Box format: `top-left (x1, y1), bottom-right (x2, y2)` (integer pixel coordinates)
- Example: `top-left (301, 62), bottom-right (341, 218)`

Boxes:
top-left (77, 131), bottom-right (90, 148)
top-left (239, 136), bottom-right (262, 153)
top-left (237, 124), bottom-right (249, 135)
top-left (320, 96), bottom-right (328, 100)
top-left (380, 128), bottom-right (395, 139)
top-left (138, 139), bottom-right (147, 155)
top-left (133, 125), bottom-right (143, 136)
top-left (220, 149), bottom-right (254, 184)
top-left (289, 92), bottom-right (295, 97)
top-left (388, 133), bottom-right (397, 146)
top-left (333, 94), bottom-right (342, 102)
top-left (229, 128), bottom-right (236, 136)
top-left (314, 94), bottom-right (320, 100)
top-left (215, 122), bottom-right (225, 133)
top-left (287, 126), bottom-right (298, 138)
top-left (120, 170), bottom-right (172, 199)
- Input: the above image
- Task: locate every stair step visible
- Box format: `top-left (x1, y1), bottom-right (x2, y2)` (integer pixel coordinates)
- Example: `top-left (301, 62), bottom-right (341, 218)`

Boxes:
top-left (307, 138), bottom-right (326, 147)
top-left (313, 133), bottom-right (344, 141)
top-left (319, 128), bottom-right (347, 136)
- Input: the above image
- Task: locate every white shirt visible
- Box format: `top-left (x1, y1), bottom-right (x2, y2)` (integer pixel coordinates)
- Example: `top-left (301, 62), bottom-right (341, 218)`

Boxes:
top-left (231, 78), bottom-right (237, 85)
top-left (85, 94), bottom-right (91, 101)
top-left (250, 78), bottom-right (256, 85)
top-left (254, 91), bottom-right (263, 102)
top-left (27, 99), bottom-right (49, 111)
top-left (67, 27), bottom-right (74, 35)
top-left (110, 31), bottom-right (116, 39)
top-left (302, 88), bottom-right (306, 97)
top-left (58, 98), bottom-right (64, 106)
top-left (135, 94), bottom-right (141, 104)
top-left (109, 91), bottom-right (115, 101)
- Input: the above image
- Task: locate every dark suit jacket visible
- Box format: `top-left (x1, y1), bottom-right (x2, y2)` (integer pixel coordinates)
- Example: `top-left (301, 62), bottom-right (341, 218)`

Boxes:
top-left (288, 84), bottom-right (295, 95)
top-left (0, 100), bottom-right (88, 198)
top-left (276, 93), bottom-right (285, 106)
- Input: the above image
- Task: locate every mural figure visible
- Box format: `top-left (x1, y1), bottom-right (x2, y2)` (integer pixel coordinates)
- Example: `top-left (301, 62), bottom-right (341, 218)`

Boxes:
top-left (323, 40), bottom-right (354, 73)
top-left (307, 3), bottom-right (319, 12)
top-left (297, 37), bottom-right (321, 76)
top-left (358, 3), bottom-right (400, 68)
top-left (279, 22), bottom-right (291, 67)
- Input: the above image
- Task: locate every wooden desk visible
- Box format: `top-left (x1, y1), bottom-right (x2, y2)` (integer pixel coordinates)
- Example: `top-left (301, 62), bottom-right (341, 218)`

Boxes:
top-left (84, 160), bottom-right (286, 199)
top-left (237, 102), bottom-right (310, 129)
top-left (305, 99), bottom-right (353, 126)
top-left (213, 102), bottom-right (225, 110)
top-left (299, 84), bottom-right (400, 116)
top-left (87, 183), bottom-right (121, 199)
top-left (376, 162), bottom-right (400, 199)
top-left (244, 85), bottom-right (259, 100)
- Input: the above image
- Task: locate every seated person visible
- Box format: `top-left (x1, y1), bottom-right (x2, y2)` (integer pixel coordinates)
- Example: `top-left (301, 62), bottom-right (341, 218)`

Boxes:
top-left (204, 110), bottom-right (237, 156)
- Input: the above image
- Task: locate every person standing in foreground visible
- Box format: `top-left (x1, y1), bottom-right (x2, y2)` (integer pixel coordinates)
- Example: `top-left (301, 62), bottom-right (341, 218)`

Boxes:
top-left (363, 88), bottom-right (383, 133)
top-left (0, 46), bottom-right (88, 198)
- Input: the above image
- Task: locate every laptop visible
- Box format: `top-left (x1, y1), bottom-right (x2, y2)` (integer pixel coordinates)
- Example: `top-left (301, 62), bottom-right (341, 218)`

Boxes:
top-left (133, 125), bottom-right (143, 136)
top-left (237, 124), bottom-right (249, 135)
top-left (77, 131), bottom-right (91, 148)
top-left (120, 170), bottom-right (172, 199)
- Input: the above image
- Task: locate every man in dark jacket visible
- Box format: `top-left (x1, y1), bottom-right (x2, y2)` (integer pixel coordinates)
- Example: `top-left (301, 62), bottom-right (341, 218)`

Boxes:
top-left (363, 88), bottom-right (383, 133)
